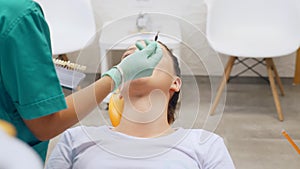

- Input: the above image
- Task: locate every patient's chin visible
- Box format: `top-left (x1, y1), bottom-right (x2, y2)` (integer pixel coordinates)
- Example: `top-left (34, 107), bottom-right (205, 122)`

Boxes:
top-left (120, 77), bottom-right (160, 97)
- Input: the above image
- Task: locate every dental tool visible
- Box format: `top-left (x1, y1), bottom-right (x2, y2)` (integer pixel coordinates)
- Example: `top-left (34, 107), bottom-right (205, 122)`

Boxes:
top-left (154, 31), bottom-right (159, 41)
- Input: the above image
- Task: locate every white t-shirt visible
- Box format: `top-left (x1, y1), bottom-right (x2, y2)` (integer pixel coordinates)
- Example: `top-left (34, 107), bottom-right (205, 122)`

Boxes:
top-left (45, 126), bottom-right (235, 169)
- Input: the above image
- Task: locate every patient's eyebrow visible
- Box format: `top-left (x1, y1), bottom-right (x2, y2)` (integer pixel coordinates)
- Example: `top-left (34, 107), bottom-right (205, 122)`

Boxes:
top-left (126, 47), bottom-right (136, 51)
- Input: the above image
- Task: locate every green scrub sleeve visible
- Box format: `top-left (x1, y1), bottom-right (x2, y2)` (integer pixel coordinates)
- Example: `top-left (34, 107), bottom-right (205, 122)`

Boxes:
top-left (0, 3), bottom-right (67, 120)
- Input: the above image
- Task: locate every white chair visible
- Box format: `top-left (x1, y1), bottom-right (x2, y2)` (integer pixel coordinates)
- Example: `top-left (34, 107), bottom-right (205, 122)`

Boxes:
top-left (34, 0), bottom-right (96, 56)
top-left (34, 0), bottom-right (96, 89)
top-left (205, 0), bottom-right (300, 121)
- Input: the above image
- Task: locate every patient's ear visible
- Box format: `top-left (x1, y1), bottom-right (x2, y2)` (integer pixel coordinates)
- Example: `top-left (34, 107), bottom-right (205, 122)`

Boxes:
top-left (170, 77), bottom-right (181, 92)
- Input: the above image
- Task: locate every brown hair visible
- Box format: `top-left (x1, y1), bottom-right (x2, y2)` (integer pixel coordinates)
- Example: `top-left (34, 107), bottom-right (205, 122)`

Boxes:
top-left (157, 41), bottom-right (181, 124)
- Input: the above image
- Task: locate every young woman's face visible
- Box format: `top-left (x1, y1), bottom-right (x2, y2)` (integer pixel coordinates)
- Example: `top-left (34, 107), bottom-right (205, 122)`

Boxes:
top-left (120, 42), bottom-right (180, 98)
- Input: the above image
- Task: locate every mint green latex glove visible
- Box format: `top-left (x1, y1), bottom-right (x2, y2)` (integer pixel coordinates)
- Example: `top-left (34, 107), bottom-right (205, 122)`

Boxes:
top-left (102, 41), bottom-right (162, 91)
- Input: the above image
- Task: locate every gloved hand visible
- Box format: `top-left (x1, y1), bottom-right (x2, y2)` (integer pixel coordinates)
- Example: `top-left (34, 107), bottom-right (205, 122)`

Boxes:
top-left (102, 41), bottom-right (162, 91)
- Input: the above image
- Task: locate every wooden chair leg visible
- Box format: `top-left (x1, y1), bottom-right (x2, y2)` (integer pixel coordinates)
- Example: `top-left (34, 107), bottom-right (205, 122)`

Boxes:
top-left (265, 58), bottom-right (284, 121)
top-left (293, 48), bottom-right (300, 85)
top-left (209, 56), bottom-right (237, 115)
top-left (269, 58), bottom-right (284, 96)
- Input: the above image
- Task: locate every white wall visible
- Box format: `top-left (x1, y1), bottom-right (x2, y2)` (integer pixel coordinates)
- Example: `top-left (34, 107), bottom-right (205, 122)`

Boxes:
top-left (76, 0), bottom-right (296, 77)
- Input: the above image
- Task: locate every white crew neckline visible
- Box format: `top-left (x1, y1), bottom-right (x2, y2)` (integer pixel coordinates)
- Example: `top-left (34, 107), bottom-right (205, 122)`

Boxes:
top-left (103, 125), bottom-right (185, 140)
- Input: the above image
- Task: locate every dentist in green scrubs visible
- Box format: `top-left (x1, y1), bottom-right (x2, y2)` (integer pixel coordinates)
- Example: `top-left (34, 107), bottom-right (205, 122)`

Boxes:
top-left (0, 0), bottom-right (162, 162)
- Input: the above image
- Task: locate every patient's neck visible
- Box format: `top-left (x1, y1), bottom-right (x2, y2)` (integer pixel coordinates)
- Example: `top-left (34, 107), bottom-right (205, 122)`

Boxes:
top-left (114, 93), bottom-right (174, 138)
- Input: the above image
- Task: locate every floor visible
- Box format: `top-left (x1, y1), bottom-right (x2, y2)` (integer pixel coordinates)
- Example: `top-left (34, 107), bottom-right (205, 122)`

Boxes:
top-left (47, 75), bottom-right (300, 168)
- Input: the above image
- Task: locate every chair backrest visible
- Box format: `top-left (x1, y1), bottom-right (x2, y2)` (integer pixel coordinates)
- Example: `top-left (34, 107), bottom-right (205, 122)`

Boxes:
top-left (205, 0), bottom-right (300, 57)
top-left (34, 0), bottom-right (96, 55)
